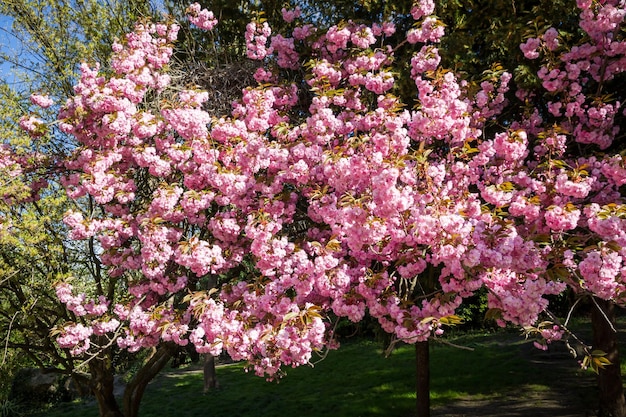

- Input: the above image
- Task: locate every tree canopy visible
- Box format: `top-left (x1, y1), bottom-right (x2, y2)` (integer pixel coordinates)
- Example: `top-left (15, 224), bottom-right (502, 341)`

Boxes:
top-left (3, 1), bottom-right (626, 416)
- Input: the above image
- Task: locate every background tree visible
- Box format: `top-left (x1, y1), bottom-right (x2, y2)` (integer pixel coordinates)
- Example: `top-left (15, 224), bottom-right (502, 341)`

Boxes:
top-left (0, 0), bottom-right (156, 96)
top-left (0, 2), bottom-right (194, 416)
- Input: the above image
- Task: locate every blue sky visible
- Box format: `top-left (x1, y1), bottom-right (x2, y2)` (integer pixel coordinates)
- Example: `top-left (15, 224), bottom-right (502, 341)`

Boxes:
top-left (0, 13), bottom-right (20, 87)
top-left (0, 2), bottom-right (165, 90)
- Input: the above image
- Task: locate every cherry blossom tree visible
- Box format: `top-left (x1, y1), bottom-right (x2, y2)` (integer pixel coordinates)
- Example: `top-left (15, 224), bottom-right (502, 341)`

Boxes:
top-left (10, 1), bottom-right (626, 416)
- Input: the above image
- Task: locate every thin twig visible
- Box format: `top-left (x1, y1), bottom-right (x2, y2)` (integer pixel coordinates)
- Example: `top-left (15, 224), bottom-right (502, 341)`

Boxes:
top-left (311, 318), bottom-right (340, 366)
top-left (590, 296), bottom-right (617, 333)
top-left (545, 308), bottom-right (592, 357)
top-left (2, 312), bottom-right (19, 366)
top-left (73, 325), bottom-right (125, 370)
top-left (435, 338), bottom-right (475, 351)
top-left (0, 269), bottom-right (19, 287)
top-left (564, 296), bottom-right (583, 328)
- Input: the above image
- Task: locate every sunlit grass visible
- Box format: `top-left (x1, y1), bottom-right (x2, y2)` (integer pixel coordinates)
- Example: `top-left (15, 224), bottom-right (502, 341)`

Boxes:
top-left (34, 331), bottom-right (619, 417)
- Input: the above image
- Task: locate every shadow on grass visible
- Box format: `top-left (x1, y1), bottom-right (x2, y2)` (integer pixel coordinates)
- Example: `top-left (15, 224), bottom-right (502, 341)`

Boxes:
top-left (35, 332), bottom-right (603, 417)
top-left (430, 332), bottom-right (599, 416)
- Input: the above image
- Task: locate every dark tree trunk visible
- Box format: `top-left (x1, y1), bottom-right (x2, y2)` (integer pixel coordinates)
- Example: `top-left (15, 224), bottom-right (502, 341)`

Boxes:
top-left (203, 353), bottom-right (218, 392)
top-left (122, 343), bottom-right (176, 417)
top-left (89, 359), bottom-right (124, 417)
top-left (591, 298), bottom-right (626, 417)
top-left (415, 341), bottom-right (430, 417)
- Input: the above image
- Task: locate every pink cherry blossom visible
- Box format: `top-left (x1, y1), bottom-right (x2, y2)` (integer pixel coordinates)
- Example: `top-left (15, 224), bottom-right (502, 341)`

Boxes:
top-left (30, 93), bottom-right (54, 108)
top-left (187, 3), bottom-right (218, 31)
top-left (520, 37), bottom-right (541, 59)
top-left (281, 7), bottom-right (301, 23)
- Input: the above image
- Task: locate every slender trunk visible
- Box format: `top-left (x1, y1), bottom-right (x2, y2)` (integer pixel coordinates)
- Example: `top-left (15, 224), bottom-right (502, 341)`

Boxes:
top-left (415, 340), bottom-right (430, 417)
top-left (203, 353), bottom-right (218, 392)
top-left (122, 343), bottom-right (176, 417)
top-left (203, 276), bottom-right (219, 393)
top-left (591, 298), bottom-right (626, 417)
top-left (89, 360), bottom-right (124, 417)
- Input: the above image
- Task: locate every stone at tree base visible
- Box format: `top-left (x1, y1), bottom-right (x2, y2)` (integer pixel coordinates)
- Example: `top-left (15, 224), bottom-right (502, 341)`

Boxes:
top-left (9, 368), bottom-right (65, 404)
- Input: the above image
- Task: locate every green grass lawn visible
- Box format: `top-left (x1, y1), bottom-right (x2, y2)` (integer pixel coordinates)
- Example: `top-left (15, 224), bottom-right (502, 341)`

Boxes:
top-left (33, 331), bottom-right (600, 417)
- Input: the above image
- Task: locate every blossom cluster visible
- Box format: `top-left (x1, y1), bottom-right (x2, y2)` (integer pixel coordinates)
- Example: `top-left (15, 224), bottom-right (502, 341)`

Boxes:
top-left (186, 3), bottom-right (218, 31)
top-left (245, 21), bottom-right (272, 60)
